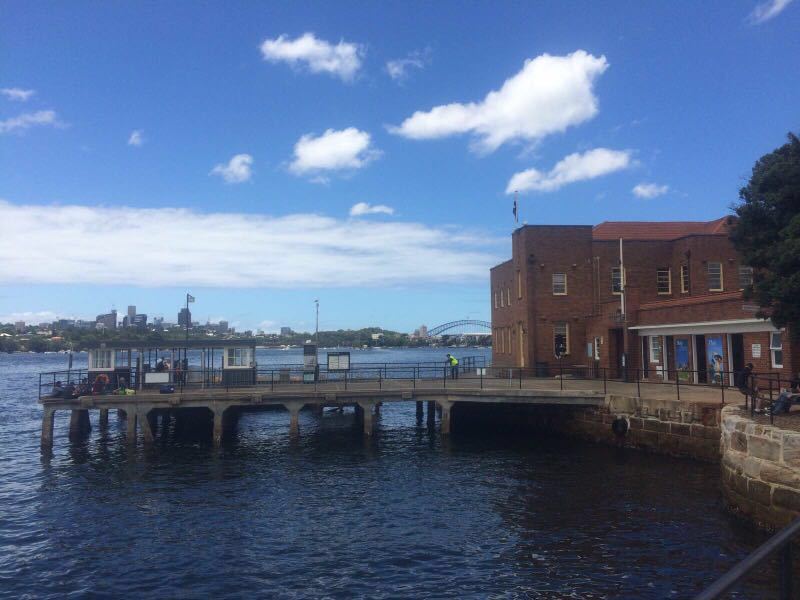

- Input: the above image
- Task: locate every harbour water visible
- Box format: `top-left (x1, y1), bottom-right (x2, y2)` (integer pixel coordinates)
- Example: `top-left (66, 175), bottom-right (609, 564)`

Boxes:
top-left (0, 348), bottom-right (775, 597)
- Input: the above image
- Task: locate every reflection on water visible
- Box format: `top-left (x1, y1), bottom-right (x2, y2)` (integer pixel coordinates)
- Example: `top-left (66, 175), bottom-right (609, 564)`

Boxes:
top-left (0, 350), bottom-right (776, 597)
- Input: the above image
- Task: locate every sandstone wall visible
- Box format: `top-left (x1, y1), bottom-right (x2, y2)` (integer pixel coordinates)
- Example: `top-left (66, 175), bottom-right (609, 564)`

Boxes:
top-left (721, 406), bottom-right (800, 531)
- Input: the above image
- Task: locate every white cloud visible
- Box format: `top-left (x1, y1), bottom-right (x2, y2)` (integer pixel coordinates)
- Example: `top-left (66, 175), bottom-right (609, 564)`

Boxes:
top-left (389, 50), bottom-right (608, 153)
top-left (210, 154), bottom-right (253, 183)
top-left (0, 200), bottom-right (499, 288)
top-left (0, 310), bottom-right (69, 325)
top-left (0, 110), bottom-right (60, 134)
top-left (386, 49), bottom-right (429, 81)
top-left (260, 33), bottom-right (364, 81)
top-left (632, 182), bottom-right (669, 199)
top-left (748, 0), bottom-right (794, 23)
top-left (506, 148), bottom-right (632, 194)
top-left (350, 202), bottom-right (395, 216)
top-left (289, 128), bottom-right (379, 177)
top-left (1, 88), bottom-right (35, 102)
top-left (128, 130), bottom-right (144, 147)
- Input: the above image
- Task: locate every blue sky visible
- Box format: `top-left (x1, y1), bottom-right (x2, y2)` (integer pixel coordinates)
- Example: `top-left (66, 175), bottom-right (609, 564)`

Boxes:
top-left (1, 0), bottom-right (798, 332)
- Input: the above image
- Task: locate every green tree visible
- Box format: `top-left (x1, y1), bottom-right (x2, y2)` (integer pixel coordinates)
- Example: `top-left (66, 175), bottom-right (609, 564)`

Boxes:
top-left (731, 133), bottom-right (800, 329)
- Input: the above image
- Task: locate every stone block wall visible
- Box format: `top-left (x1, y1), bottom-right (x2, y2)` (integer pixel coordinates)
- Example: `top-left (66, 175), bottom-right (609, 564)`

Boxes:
top-left (557, 395), bottom-right (721, 463)
top-left (721, 406), bottom-right (800, 531)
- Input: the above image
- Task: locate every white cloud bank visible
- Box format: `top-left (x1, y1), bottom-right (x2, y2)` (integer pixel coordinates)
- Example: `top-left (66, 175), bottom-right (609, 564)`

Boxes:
top-left (0, 110), bottom-right (59, 134)
top-left (1, 88), bottom-right (35, 101)
top-left (0, 200), bottom-right (498, 287)
top-left (748, 0), bottom-right (794, 23)
top-left (506, 148), bottom-right (632, 194)
top-left (632, 182), bottom-right (669, 199)
top-left (260, 33), bottom-right (364, 81)
top-left (390, 50), bottom-right (608, 153)
top-left (289, 128), bottom-right (378, 178)
top-left (350, 202), bottom-right (395, 216)
top-left (210, 154), bottom-right (253, 183)
top-left (128, 130), bottom-right (144, 146)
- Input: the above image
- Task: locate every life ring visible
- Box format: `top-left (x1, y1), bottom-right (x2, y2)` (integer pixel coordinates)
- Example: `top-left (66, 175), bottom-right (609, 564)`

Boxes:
top-left (611, 416), bottom-right (629, 436)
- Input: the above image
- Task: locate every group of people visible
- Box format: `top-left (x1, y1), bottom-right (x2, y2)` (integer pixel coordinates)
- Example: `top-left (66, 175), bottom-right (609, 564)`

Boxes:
top-left (738, 363), bottom-right (800, 416)
top-left (49, 374), bottom-right (133, 398)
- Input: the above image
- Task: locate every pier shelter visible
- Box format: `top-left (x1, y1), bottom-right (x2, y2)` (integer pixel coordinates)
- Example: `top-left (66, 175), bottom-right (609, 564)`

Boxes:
top-left (84, 339), bottom-right (257, 390)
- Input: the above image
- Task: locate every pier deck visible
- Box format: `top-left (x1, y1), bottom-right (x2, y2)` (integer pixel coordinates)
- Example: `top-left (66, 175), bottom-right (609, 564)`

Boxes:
top-left (39, 376), bottom-right (727, 449)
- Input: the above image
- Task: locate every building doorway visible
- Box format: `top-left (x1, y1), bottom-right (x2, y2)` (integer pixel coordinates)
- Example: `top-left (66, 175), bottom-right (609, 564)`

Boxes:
top-left (695, 334), bottom-right (707, 383)
top-left (731, 333), bottom-right (745, 384)
top-left (610, 328), bottom-right (624, 379)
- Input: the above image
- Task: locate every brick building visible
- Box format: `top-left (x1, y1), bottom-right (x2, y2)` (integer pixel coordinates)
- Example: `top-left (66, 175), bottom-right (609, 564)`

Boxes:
top-left (490, 217), bottom-right (797, 382)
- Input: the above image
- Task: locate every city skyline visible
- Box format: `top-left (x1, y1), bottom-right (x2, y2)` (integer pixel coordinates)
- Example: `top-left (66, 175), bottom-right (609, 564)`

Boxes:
top-left (1, 1), bottom-right (798, 331)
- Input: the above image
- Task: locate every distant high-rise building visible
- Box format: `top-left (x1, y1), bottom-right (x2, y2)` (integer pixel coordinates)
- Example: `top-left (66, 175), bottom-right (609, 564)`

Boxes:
top-left (218, 320), bottom-right (229, 334)
top-left (280, 327), bottom-right (293, 336)
top-left (127, 305), bottom-right (136, 325)
top-left (178, 308), bottom-right (192, 328)
top-left (95, 309), bottom-right (117, 330)
top-left (14, 321), bottom-right (25, 333)
top-left (419, 324), bottom-right (428, 338)
top-left (132, 314), bottom-right (148, 329)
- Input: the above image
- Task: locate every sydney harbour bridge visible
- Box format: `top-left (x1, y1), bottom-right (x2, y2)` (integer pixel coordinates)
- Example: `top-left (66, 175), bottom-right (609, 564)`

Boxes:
top-left (425, 319), bottom-right (491, 338)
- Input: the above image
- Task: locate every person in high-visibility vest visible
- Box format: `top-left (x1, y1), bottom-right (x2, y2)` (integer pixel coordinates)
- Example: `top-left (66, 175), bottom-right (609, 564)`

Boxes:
top-left (446, 353), bottom-right (459, 380)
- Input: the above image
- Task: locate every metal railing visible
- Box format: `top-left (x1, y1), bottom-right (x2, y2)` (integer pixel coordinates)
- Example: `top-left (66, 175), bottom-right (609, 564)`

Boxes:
top-left (696, 517), bottom-right (800, 599)
top-left (38, 362), bottom-right (766, 404)
top-left (740, 372), bottom-right (800, 425)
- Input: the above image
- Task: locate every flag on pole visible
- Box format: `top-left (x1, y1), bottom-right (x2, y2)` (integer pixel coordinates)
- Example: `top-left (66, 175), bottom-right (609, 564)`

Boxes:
top-left (512, 192), bottom-right (518, 223)
top-left (187, 294), bottom-right (195, 303)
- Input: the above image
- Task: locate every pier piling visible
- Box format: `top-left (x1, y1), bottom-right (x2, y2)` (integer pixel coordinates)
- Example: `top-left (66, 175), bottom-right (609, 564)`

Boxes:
top-left (99, 408), bottom-right (109, 427)
top-left (284, 402), bottom-right (303, 437)
top-left (358, 401), bottom-right (374, 436)
top-left (416, 401), bottom-right (423, 421)
top-left (139, 409), bottom-right (154, 444)
top-left (427, 401), bottom-right (436, 428)
top-left (41, 407), bottom-right (55, 448)
top-left (438, 401), bottom-right (453, 435)
top-left (213, 409), bottom-right (224, 447)
top-left (68, 409), bottom-right (91, 441)
top-left (126, 410), bottom-right (137, 444)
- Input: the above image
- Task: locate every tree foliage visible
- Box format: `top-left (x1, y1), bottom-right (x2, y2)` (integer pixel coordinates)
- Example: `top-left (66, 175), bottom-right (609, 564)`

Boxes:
top-left (731, 133), bottom-right (800, 329)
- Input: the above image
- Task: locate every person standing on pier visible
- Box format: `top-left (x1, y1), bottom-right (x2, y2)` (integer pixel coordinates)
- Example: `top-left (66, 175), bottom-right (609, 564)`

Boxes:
top-left (446, 353), bottom-right (459, 380)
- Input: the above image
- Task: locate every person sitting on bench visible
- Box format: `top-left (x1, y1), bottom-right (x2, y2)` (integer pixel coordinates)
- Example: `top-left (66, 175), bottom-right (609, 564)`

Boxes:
top-left (767, 374), bottom-right (800, 415)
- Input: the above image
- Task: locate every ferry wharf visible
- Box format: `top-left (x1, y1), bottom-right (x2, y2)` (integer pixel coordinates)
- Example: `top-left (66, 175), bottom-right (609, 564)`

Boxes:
top-left (38, 340), bottom-right (727, 449)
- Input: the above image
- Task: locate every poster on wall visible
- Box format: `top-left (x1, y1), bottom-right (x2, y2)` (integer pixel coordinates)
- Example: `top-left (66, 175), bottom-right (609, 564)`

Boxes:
top-left (706, 336), bottom-right (724, 385)
top-left (674, 339), bottom-right (691, 381)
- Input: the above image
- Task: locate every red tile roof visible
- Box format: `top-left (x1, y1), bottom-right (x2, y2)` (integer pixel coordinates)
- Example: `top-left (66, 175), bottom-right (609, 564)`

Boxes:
top-left (592, 216), bottom-right (734, 241)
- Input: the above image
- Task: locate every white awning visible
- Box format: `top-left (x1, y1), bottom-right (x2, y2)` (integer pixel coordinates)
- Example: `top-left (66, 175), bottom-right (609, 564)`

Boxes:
top-left (629, 318), bottom-right (779, 337)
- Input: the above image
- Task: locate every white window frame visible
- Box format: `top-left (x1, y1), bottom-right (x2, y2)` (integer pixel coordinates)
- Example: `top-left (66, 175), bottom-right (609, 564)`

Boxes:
top-left (552, 272), bottom-right (567, 295)
top-left (707, 262), bottom-right (723, 292)
top-left (770, 331), bottom-right (784, 369)
top-left (227, 347), bottom-right (249, 367)
top-left (611, 267), bottom-right (624, 295)
top-left (738, 266), bottom-right (754, 290)
top-left (91, 349), bottom-right (113, 369)
top-left (680, 264), bottom-right (690, 294)
top-left (553, 322), bottom-right (569, 356)
top-left (649, 336), bottom-right (662, 364)
top-left (656, 267), bottom-right (671, 295)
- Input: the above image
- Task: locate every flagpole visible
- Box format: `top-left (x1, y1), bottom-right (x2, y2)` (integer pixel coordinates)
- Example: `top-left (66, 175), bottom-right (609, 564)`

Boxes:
top-left (185, 293), bottom-right (190, 347)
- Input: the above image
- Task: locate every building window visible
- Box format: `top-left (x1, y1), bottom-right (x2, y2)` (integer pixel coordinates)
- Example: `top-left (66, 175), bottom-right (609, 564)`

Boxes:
top-left (657, 268), bottom-right (671, 295)
top-left (611, 267), bottom-right (624, 294)
top-left (771, 332), bottom-right (784, 369)
top-left (517, 270), bottom-right (522, 299)
top-left (707, 262), bottom-right (723, 291)
top-left (553, 322), bottom-right (569, 356)
top-left (552, 272), bottom-right (567, 295)
top-left (680, 264), bottom-right (690, 294)
top-left (494, 291), bottom-right (498, 309)
top-left (227, 347), bottom-right (247, 367)
top-left (500, 290), bottom-right (505, 308)
top-left (649, 336), bottom-right (662, 363)
top-left (739, 266), bottom-right (754, 290)
top-left (91, 349), bottom-right (112, 369)
top-left (507, 287), bottom-right (511, 306)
